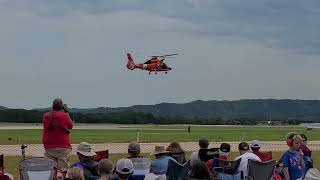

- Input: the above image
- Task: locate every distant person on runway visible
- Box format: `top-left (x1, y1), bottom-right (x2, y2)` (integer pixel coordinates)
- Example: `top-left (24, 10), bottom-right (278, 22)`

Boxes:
top-left (42, 98), bottom-right (73, 173)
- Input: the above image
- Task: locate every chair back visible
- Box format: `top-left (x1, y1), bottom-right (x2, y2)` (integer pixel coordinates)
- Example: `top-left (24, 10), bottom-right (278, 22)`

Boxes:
top-left (212, 158), bottom-right (241, 175)
top-left (166, 159), bottom-right (190, 180)
top-left (91, 150), bottom-right (109, 162)
top-left (170, 152), bottom-right (186, 164)
top-left (19, 158), bottom-right (57, 180)
top-left (130, 157), bottom-right (152, 175)
top-left (216, 172), bottom-right (241, 180)
top-left (198, 148), bottom-right (219, 162)
top-left (305, 168), bottom-right (320, 180)
top-left (247, 159), bottom-right (275, 180)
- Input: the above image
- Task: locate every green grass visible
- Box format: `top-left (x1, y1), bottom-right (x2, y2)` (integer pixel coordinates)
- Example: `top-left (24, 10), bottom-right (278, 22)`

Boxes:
top-left (0, 125), bottom-right (319, 144)
top-left (4, 151), bottom-right (320, 179)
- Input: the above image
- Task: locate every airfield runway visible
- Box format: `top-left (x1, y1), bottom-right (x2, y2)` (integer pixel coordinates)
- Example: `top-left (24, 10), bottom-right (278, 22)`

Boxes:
top-left (1, 141), bottom-right (320, 156)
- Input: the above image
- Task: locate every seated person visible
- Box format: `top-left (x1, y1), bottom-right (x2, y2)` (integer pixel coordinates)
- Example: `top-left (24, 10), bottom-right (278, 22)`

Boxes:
top-left (111, 159), bottom-right (134, 180)
top-left (98, 159), bottom-right (113, 180)
top-left (190, 137), bottom-right (209, 166)
top-left (150, 145), bottom-right (175, 175)
top-left (300, 134), bottom-right (313, 171)
top-left (206, 143), bottom-right (231, 170)
top-left (127, 141), bottom-right (143, 158)
top-left (65, 166), bottom-right (85, 180)
top-left (166, 142), bottom-right (187, 164)
top-left (72, 142), bottom-right (100, 180)
top-left (234, 142), bottom-right (261, 177)
top-left (250, 140), bottom-right (272, 161)
top-left (184, 160), bottom-right (213, 180)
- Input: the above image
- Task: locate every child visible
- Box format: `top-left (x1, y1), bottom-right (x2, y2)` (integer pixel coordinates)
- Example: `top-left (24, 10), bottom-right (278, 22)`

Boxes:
top-left (282, 132), bottom-right (305, 180)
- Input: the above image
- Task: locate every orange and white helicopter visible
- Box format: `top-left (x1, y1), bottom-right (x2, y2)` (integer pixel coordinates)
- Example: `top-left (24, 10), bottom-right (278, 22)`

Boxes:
top-left (126, 53), bottom-right (178, 74)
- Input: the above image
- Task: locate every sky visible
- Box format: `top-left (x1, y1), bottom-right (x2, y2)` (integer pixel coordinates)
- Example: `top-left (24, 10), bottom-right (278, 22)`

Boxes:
top-left (1, 0), bottom-right (320, 109)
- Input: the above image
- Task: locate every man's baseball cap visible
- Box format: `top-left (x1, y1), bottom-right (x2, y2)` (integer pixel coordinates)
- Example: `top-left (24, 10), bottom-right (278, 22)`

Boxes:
top-left (219, 143), bottom-right (231, 153)
top-left (250, 140), bottom-right (261, 148)
top-left (77, 142), bottom-right (96, 157)
top-left (128, 141), bottom-right (140, 154)
top-left (116, 159), bottom-right (133, 175)
top-left (238, 142), bottom-right (250, 151)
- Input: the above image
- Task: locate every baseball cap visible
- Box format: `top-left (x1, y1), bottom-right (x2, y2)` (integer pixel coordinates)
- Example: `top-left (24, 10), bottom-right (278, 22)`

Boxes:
top-left (238, 142), bottom-right (250, 151)
top-left (250, 140), bottom-right (261, 148)
top-left (53, 98), bottom-right (63, 106)
top-left (219, 143), bottom-right (231, 153)
top-left (116, 159), bottom-right (133, 175)
top-left (128, 141), bottom-right (140, 154)
top-left (77, 142), bottom-right (96, 157)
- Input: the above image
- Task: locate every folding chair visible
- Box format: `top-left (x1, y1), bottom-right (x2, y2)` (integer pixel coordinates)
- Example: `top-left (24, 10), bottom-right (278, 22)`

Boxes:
top-left (212, 158), bottom-right (242, 180)
top-left (169, 152), bottom-right (187, 164)
top-left (130, 157), bottom-right (152, 175)
top-left (304, 168), bottom-right (320, 180)
top-left (253, 151), bottom-right (272, 162)
top-left (166, 159), bottom-right (190, 180)
top-left (91, 150), bottom-right (109, 162)
top-left (198, 148), bottom-right (219, 163)
top-left (19, 157), bottom-right (57, 180)
top-left (246, 159), bottom-right (275, 180)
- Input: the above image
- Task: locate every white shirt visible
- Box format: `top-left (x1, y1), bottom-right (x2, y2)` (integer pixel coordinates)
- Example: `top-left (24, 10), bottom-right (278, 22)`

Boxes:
top-left (189, 151), bottom-right (199, 166)
top-left (235, 152), bottom-right (261, 177)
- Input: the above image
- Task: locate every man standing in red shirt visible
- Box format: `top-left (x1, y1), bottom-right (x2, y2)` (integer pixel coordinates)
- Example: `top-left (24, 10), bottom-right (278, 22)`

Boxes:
top-left (42, 98), bottom-right (73, 172)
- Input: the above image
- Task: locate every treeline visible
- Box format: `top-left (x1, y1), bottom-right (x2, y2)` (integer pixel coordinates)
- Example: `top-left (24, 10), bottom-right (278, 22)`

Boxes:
top-left (0, 109), bottom-right (319, 125)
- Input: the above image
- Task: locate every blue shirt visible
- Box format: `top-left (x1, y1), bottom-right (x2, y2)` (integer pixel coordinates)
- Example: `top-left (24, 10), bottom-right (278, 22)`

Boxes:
top-left (283, 150), bottom-right (304, 180)
top-left (150, 154), bottom-right (174, 175)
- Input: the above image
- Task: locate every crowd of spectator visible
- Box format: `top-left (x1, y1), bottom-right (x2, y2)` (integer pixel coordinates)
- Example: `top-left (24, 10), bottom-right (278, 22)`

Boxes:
top-left (1, 98), bottom-right (316, 180)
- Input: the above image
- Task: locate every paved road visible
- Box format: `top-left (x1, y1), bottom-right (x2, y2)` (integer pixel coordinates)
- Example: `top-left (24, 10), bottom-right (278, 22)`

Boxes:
top-left (1, 141), bottom-right (320, 156)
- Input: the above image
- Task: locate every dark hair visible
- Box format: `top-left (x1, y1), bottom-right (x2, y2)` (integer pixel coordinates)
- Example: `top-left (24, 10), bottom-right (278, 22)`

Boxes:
top-left (199, 137), bottom-right (209, 149)
top-left (190, 160), bottom-right (212, 179)
top-left (166, 142), bottom-right (184, 153)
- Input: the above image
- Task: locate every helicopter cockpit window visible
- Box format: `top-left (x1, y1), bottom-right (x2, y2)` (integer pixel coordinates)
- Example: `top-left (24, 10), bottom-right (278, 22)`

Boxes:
top-left (144, 60), bottom-right (152, 64)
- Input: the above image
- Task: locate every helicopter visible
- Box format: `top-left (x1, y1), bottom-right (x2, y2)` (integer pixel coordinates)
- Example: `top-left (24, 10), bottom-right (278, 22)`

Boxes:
top-left (126, 53), bottom-right (178, 74)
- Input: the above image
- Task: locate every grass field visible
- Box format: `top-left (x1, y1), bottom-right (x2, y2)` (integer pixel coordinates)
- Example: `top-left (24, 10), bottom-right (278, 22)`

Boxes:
top-left (0, 125), bottom-right (319, 144)
top-left (4, 151), bottom-right (320, 179)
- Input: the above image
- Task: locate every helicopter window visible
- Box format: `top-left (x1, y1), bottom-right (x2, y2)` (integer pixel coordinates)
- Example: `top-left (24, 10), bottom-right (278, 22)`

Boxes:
top-left (144, 60), bottom-right (152, 64)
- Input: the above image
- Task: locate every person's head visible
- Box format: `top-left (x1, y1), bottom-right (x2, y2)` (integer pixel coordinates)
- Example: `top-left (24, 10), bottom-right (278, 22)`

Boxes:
top-left (128, 141), bottom-right (141, 157)
top-left (115, 158), bottom-right (133, 180)
top-left (98, 159), bottom-right (113, 176)
top-left (219, 143), bottom-right (231, 157)
top-left (250, 140), bottom-right (261, 152)
top-left (152, 145), bottom-right (168, 159)
top-left (65, 167), bottom-right (85, 180)
top-left (76, 142), bottom-right (96, 161)
top-left (52, 98), bottom-right (63, 111)
top-left (286, 132), bottom-right (302, 150)
top-left (199, 137), bottom-right (209, 149)
top-left (190, 160), bottom-right (212, 179)
top-left (238, 142), bottom-right (250, 155)
top-left (166, 142), bottom-right (184, 154)
top-left (300, 133), bottom-right (308, 145)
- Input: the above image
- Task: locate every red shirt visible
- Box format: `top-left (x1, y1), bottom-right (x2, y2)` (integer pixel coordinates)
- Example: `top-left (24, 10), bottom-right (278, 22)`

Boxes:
top-left (42, 110), bottom-right (73, 149)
